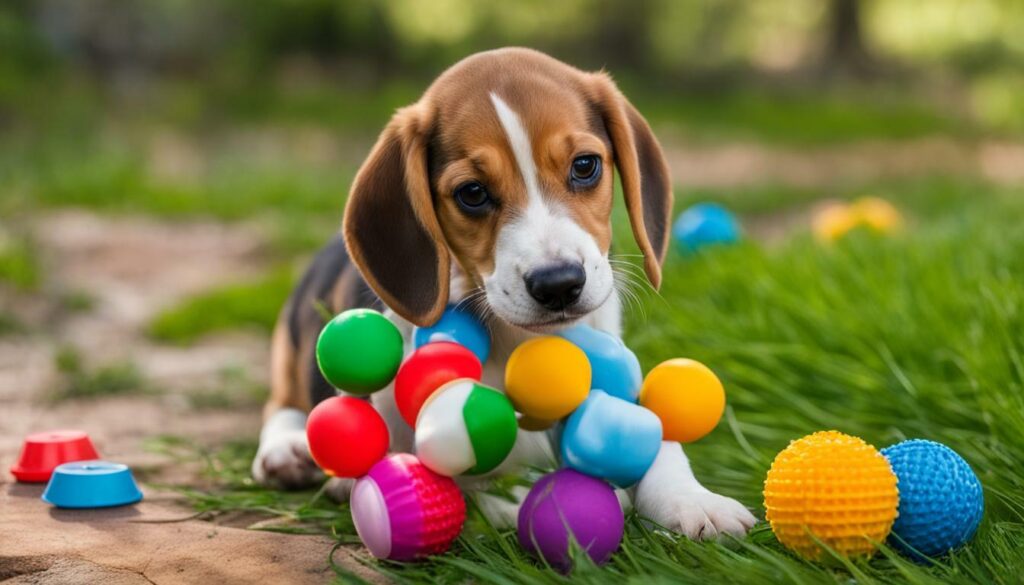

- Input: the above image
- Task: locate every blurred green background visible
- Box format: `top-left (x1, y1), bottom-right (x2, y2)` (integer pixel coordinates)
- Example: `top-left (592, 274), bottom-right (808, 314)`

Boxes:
top-left (3, 0), bottom-right (1024, 229)
top-left (3, 0), bottom-right (1023, 256)
top-left (4, 0), bottom-right (1024, 222)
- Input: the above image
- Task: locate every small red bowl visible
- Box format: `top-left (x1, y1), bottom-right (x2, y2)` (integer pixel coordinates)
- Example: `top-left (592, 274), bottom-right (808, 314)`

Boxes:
top-left (10, 430), bottom-right (101, 482)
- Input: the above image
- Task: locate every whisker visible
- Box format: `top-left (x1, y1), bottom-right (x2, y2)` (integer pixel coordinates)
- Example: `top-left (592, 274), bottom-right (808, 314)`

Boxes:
top-left (453, 290), bottom-right (485, 312)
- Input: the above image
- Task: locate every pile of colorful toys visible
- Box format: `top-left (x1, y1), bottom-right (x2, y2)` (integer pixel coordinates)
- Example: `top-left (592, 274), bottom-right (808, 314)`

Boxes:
top-left (763, 430), bottom-right (983, 560)
top-left (309, 305), bottom-right (729, 567)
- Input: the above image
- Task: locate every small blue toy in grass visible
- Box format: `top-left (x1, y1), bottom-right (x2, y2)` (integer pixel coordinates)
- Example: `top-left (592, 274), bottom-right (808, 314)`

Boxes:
top-left (560, 390), bottom-right (662, 488)
top-left (413, 304), bottom-right (491, 363)
top-left (881, 439), bottom-right (984, 558)
top-left (672, 202), bottom-right (740, 253)
top-left (558, 324), bottom-right (642, 402)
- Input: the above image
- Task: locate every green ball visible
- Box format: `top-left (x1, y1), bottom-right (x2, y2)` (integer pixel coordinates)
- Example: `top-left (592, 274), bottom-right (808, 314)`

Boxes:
top-left (316, 309), bottom-right (403, 394)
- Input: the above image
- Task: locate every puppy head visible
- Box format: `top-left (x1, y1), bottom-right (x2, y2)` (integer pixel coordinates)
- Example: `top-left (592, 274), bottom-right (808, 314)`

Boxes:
top-left (344, 48), bottom-right (672, 330)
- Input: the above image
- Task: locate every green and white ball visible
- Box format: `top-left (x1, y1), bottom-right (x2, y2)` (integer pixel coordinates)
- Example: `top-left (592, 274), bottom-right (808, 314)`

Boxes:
top-left (415, 379), bottom-right (518, 477)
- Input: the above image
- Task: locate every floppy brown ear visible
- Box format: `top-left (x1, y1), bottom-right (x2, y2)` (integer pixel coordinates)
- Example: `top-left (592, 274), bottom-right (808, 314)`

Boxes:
top-left (343, 105), bottom-right (449, 327)
top-left (589, 73), bottom-right (673, 289)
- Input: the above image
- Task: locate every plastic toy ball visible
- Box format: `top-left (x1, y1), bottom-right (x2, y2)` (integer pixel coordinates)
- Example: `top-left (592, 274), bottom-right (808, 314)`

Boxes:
top-left (812, 202), bottom-right (860, 242)
top-left (351, 453), bottom-right (466, 561)
top-left (813, 197), bottom-right (903, 242)
top-left (316, 309), bottom-right (403, 394)
top-left (518, 469), bottom-right (624, 571)
top-left (763, 430), bottom-right (899, 560)
top-left (560, 390), bottom-right (662, 488)
top-left (639, 358), bottom-right (725, 443)
top-left (505, 336), bottom-right (591, 429)
top-left (881, 439), bottom-right (983, 558)
top-left (394, 342), bottom-right (482, 428)
top-left (306, 396), bottom-right (389, 478)
top-left (672, 202), bottom-right (741, 253)
top-left (558, 324), bottom-right (642, 402)
top-left (415, 380), bottom-right (518, 476)
top-left (413, 304), bottom-right (491, 364)
top-left (852, 196), bottom-right (902, 233)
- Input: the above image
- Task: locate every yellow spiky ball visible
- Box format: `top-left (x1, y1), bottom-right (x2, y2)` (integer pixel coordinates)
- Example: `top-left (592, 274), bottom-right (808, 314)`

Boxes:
top-left (763, 430), bottom-right (899, 560)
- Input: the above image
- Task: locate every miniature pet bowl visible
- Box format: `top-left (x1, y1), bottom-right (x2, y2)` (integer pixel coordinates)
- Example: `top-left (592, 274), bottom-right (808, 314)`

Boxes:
top-left (42, 461), bottom-right (143, 509)
top-left (10, 430), bottom-right (101, 483)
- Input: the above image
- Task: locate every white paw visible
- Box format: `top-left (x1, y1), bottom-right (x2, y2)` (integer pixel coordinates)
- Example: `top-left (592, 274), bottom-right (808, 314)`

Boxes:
top-left (251, 430), bottom-right (323, 489)
top-left (325, 477), bottom-right (355, 502)
top-left (651, 490), bottom-right (757, 540)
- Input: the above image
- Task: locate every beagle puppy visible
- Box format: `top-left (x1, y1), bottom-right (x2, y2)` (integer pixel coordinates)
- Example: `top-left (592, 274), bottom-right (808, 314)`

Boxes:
top-left (252, 48), bottom-right (756, 540)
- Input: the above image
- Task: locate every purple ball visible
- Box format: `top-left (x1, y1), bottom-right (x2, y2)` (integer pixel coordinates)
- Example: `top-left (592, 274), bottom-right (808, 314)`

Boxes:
top-left (517, 469), bottom-right (624, 570)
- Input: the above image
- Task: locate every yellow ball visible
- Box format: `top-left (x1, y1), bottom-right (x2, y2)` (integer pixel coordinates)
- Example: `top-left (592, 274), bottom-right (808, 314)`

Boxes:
top-left (504, 336), bottom-right (590, 429)
top-left (639, 359), bottom-right (724, 443)
top-left (763, 430), bottom-right (899, 560)
top-left (811, 202), bottom-right (859, 242)
top-left (852, 196), bottom-right (902, 233)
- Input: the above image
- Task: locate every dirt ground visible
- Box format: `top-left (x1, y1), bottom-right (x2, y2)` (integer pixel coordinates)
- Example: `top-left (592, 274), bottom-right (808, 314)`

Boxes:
top-left (0, 486), bottom-right (370, 584)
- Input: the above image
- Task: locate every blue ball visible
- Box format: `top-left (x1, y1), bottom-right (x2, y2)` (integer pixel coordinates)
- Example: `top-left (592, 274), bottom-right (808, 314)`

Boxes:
top-left (672, 203), bottom-right (740, 253)
top-left (560, 390), bottom-right (662, 488)
top-left (881, 439), bottom-right (984, 558)
top-left (413, 304), bottom-right (491, 363)
top-left (558, 324), bottom-right (642, 402)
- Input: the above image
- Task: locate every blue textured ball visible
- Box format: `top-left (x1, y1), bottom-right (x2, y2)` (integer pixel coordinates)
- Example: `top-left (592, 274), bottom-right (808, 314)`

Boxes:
top-left (558, 324), bottom-right (642, 403)
top-left (413, 304), bottom-right (491, 364)
top-left (881, 440), bottom-right (984, 558)
top-left (672, 203), bottom-right (740, 253)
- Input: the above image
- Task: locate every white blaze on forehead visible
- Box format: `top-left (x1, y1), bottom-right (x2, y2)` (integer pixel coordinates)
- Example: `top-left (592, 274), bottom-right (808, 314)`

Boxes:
top-left (489, 93), bottom-right (543, 206)
top-left (482, 91), bottom-right (616, 328)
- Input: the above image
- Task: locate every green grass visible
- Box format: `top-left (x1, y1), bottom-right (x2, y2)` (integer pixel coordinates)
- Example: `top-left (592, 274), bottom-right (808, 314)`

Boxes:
top-left (3, 141), bottom-right (352, 222)
top-left (166, 180), bottom-right (1024, 583)
top-left (52, 346), bottom-right (148, 400)
top-left (0, 311), bottom-right (22, 335)
top-left (629, 88), bottom-right (965, 145)
top-left (147, 269), bottom-right (295, 344)
top-left (0, 235), bottom-right (41, 290)
top-left (145, 436), bottom-right (359, 538)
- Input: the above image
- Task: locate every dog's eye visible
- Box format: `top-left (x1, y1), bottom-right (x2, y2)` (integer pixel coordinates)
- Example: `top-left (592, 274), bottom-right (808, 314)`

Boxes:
top-left (570, 155), bottom-right (601, 188)
top-left (454, 182), bottom-right (492, 214)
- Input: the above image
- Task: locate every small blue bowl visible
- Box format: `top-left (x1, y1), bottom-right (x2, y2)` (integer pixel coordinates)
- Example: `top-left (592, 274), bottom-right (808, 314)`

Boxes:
top-left (42, 460), bottom-right (143, 509)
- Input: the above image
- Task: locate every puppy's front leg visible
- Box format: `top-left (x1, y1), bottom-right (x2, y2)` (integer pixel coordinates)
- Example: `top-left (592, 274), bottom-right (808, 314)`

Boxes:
top-left (634, 442), bottom-right (756, 540)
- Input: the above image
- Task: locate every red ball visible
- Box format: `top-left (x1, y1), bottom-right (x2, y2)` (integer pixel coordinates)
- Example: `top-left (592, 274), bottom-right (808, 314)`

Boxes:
top-left (306, 396), bottom-right (389, 478)
top-left (394, 342), bottom-right (482, 428)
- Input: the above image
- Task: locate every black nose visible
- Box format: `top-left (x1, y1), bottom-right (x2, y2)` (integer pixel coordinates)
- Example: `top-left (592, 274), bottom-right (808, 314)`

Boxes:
top-left (524, 263), bottom-right (586, 311)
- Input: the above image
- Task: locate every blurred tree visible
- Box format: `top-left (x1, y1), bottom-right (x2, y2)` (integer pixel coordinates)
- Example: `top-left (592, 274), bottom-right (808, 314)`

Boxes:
top-left (589, 0), bottom-right (655, 71)
top-left (824, 0), bottom-right (874, 76)
top-left (3, 0), bottom-right (1024, 108)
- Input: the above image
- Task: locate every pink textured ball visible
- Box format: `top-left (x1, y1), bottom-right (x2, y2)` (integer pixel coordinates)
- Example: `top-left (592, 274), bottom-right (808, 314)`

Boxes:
top-left (350, 453), bottom-right (466, 561)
